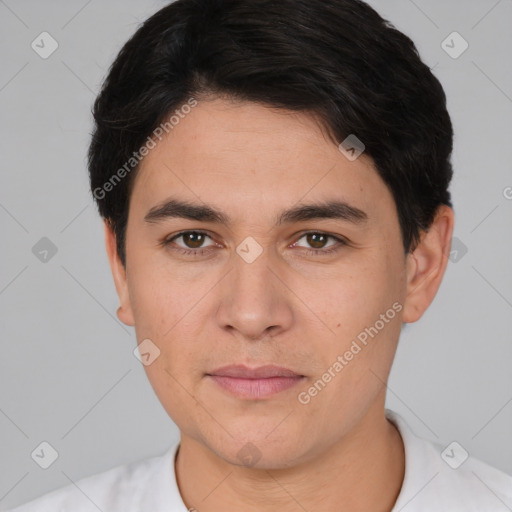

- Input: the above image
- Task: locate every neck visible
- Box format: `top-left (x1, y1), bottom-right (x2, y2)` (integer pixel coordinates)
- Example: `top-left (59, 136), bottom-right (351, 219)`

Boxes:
top-left (175, 405), bottom-right (405, 512)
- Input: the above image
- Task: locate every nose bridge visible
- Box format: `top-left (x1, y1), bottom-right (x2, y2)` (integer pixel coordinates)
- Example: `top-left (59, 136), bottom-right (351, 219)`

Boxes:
top-left (216, 243), bottom-right (292, 339)
top-left (234, 247), bottom-right (273, 299)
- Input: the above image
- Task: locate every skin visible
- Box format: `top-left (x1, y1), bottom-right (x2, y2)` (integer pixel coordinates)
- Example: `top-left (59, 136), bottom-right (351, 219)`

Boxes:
top-left (105, 97), bottom-right (454, 511)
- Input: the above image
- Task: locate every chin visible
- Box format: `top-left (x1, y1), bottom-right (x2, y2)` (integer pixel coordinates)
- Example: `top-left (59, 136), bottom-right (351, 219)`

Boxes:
top-left (204, 424), bottom-right (312, 470)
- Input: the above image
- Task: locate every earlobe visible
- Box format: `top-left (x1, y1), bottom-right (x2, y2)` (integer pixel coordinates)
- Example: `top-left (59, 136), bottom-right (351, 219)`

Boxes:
top-left (103, 220), bottom-right (135, 326)
top-left (402, 205), bottom-right (455, 323)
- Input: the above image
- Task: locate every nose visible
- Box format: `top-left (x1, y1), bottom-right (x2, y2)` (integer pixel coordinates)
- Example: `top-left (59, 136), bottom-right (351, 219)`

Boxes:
top-left (215, 247), bottom-right (294, 341)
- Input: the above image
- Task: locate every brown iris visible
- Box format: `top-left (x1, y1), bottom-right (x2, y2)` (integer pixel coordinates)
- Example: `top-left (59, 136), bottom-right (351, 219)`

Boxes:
top-left (182, 232), bottom-right (207, 248)
top-left (305, 233), bottom-right (328, 249)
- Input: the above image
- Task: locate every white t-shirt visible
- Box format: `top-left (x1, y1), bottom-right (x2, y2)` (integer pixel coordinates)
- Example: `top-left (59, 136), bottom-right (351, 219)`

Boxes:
top-left (9, 409), bottom-right (512, 511)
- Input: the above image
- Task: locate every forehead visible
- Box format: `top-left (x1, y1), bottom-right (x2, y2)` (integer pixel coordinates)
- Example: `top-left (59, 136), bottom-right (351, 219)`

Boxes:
top-left (130, 98), bottom-right (396, 227)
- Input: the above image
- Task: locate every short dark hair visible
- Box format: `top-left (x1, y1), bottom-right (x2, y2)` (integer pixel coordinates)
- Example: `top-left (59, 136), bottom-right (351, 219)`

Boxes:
top-left (88, 0), bottom-right (453, 266)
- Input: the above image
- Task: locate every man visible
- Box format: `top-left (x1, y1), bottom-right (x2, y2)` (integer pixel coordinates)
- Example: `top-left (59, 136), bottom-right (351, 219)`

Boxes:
top-left (10, 0), bottom-right (512, 510)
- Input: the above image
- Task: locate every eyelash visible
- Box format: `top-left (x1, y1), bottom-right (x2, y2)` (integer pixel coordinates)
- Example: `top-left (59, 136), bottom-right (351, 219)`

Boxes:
top-left (161, 230), bottom-right (348, 257)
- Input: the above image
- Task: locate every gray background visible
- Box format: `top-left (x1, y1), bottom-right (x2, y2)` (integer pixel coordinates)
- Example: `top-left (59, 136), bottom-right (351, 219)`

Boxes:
top-left (1, 0), bottom-right (511, 509)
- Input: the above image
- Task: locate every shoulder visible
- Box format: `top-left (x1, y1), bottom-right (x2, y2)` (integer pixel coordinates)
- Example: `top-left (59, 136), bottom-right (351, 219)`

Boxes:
top-left (8, 445), bottom-right (178, 512)
top-left (387, 410), bottom-right (512, 511)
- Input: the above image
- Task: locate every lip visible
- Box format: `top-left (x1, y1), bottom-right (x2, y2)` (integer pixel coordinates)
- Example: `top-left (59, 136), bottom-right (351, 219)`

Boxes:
top-left (206, 364), bottom-right (305, 399)
top-left (208, 364), bottom-right (302, 379)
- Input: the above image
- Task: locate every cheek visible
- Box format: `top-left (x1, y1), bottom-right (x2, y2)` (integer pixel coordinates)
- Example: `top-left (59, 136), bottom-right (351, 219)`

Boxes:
top-left (126, 255), bottom-right (211, 374)
top-left (126, 248), bottom-right (196, 337)
top-left (127, 263), bottom-right (204, 428)
top-left (300, 251), bottom-right (404, 381)
top-left (129, 277), bottom-right (176, 338)
top-left (300, 258), bottom-right (391, 336)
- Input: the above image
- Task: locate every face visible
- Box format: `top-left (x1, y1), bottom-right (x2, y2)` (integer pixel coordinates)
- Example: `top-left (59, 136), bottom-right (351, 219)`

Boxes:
top-left (107, 97), bottom-right (449, 469)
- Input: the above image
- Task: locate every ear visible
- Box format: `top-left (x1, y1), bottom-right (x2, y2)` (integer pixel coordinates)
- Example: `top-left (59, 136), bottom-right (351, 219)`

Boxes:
top-left (104, 220), bottom-right (135, 326)
top-left (402, 205), bottom-right (455, 323)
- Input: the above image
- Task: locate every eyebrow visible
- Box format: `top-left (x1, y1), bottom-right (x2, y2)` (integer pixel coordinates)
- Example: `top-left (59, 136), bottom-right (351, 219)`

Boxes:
top-left (144, 198), bottom-right (369, 226)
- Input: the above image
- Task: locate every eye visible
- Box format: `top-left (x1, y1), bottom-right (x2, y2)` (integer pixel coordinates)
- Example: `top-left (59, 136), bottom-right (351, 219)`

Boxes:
top-left (162, 230), bottom-right (217, 255)
top-left (291, 232), bottom-right (347, 255)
